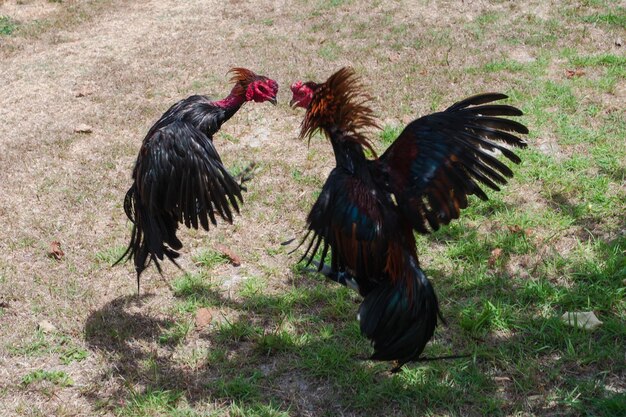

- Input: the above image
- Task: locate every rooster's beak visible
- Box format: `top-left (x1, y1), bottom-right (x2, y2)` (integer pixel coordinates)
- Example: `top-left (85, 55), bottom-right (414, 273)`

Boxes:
top-left (269, 96), bottom-right (277, 106)
top-left (289, 98), bottom-right (297, 108)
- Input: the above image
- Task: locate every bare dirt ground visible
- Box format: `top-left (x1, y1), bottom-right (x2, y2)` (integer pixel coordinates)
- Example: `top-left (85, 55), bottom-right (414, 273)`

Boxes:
top-left (0, 0), bottom-right (624, 416)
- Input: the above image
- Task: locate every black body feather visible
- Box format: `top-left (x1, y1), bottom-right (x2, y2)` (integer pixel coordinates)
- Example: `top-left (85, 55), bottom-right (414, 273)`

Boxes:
top-left (296, 70), bottom-right (528, 371)
top-left (115, 95), bottom-right (244, 290)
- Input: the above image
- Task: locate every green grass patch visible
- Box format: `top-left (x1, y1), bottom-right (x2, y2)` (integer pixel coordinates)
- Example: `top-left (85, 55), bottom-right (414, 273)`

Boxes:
top-left (55, 334), bottom-right (89, 364)
top-left (22, 370), bottom-right (73, 387)
top-left (0, 16), bottom-right (18, 36)
top-left (59, 344), bottom-right (89, 364)
top-left (459, 300), bottom-right (515, 335)
top-left (466, 55), bottom-right (550, 77)
top-left (564, 52), bottom-right (626, 82)
top-left (568, 53), bottom-right (626, 68)
top-left (465, 11), bottom-right (502, 40)
top-left (291, 168), bottom-right (322, 187)
top-left (217, 131), bottom-right (239, 144)
top-left (504, 14), bottom-right (564, 46)
top-left (171, 273), bottom-right (221, 313)
top-left (482, 58), bottom-right (527, 73)
top-left (191, 248), bottom-right (229, 269)
top-left (8, 330), bottom-right (50, 356)
top-left (582, 8), bottom-right (626, 27)
top-left (215, 317), bottom-right (260, 343)
top-left (158, 320), bottom-right (191, 346)
top-left (317, 0), bottom-right (349, 9)
top-left (586, 392), bottom-right (626, 417)
top-left (8, 331), bottom-right (89, 364)
top-left (238, 275), bottom-right (267, 299)
top-left (318, 41), bottom-right (341, 61)
top-left (215, 372), bottom-right (262, 401)
top-left (256, 329), bottom-right (302, 355)
top-left (228, 402), bottom-right (290, 417)
top-left (95, 245), bottom-right (127, 265)
top-left (116, 389), bottom-right (184, 417)
top-left (378, 124), bottom-right (403, 149)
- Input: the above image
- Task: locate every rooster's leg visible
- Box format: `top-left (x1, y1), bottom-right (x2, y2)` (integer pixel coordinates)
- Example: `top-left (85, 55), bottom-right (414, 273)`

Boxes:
top-left (234, 162), bottom-right (258, 191)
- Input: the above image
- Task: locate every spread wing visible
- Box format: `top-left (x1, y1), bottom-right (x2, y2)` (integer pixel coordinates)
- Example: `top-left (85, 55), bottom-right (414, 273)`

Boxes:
top-left (299, 168), bottom-right (391, 292)
top-left (378, 93), bottom-right (528, 233)
top-left (133, 120), bottom-right (243, 230)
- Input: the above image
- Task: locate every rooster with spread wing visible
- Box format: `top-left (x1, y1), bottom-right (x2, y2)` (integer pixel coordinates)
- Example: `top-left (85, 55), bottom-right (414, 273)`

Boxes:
top-left (290, 67), bottom-right (528, 371)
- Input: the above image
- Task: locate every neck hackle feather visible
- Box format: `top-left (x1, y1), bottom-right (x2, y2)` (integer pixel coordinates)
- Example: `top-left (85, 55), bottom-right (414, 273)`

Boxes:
top-left (301, 67), bottom-right (380, 157)
top-left (228, 67), bottom-right (260, 98)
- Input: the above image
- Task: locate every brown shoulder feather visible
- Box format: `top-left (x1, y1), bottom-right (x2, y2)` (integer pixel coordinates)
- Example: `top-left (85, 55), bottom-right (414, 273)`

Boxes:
top-left (301, 67), bottom-right (379, 155)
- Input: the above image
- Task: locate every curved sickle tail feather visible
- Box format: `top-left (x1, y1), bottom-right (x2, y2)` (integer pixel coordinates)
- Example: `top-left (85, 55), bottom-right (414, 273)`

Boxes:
top-left (114, 184), bottom-right (182, 292)
top-left (358, 257), bottom-right (441, 372)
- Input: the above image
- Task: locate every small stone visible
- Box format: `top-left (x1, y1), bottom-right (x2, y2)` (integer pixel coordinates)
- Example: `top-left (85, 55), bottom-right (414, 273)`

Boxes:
top-left (615, 37), bottom-right (622, 47)
top-left (74, 124), bottom-right (93, 134)
top-left (195, 308), bottom-right (213, 329)
top-left (561, 311), bottom-right (603, 331)
top-left (38, 320), bottom-right (57, 334)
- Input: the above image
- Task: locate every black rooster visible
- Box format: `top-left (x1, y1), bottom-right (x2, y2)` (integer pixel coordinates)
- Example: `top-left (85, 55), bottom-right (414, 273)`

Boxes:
top-left (290, 68), bottom-right (528, 371)
top-left (116, 68), bottom-right (278, 291)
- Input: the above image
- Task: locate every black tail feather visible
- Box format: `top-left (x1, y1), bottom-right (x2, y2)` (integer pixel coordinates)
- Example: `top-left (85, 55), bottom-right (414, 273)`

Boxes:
top-left (359, 259), bottom-right (440, 372)
top-left (114, 184), bottom-right (182, 292)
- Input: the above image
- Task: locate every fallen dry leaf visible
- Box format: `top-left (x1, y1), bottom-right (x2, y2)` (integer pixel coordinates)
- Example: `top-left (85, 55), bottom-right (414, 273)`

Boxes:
top-left (488, 248), bottom-right (503, 267)
top-left (48, 241), bottom-right (64, 260)
top-left (214, 243), bottom-right (241, 266)
top-left (508, 225), bottom-right (523, 233)
top-left (195, 308), bottom-right (213, 329)
top-left (565, 69), bottom-right (585, 78)
top-left (74, 124), bottom-right (93, 134)
top-left (507, 225), bottom-right (533, 237)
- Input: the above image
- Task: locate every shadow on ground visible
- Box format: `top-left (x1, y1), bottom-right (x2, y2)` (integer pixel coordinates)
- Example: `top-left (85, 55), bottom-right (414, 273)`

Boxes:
top-left (83, 275), bottom-right (501, 416)
top-left (84, 234), bottom-right (625, 415)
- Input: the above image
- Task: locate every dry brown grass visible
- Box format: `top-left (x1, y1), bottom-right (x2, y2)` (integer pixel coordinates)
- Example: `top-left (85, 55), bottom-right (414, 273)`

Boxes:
top-left (1, 0), bottom-right (624, 416)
